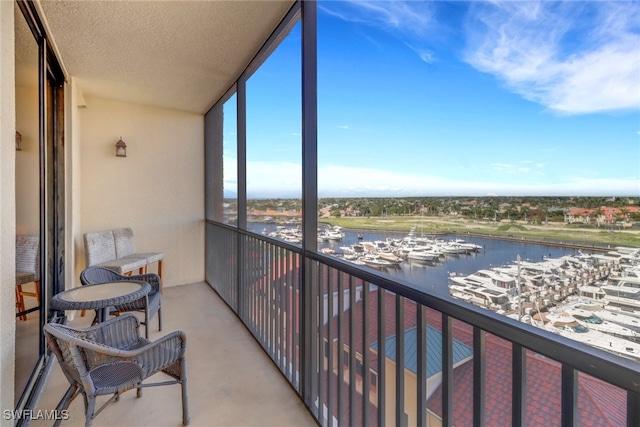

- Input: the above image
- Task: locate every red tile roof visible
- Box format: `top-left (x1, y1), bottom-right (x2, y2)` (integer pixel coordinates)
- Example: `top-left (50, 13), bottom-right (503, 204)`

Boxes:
top-left (425, 334), bottom-right (626, 426)
top-left (254, 257), bottom-right (627, 426)
top-left (322, 288), bottom-right (625, 426)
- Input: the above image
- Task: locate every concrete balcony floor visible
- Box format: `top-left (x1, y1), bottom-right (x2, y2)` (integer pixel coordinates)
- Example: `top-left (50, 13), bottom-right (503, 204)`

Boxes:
top-left (31, 282), bottom-right (318, 427)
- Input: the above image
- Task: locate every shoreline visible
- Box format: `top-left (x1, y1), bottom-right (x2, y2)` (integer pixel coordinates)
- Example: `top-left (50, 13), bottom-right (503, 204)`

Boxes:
top-left (326, 225), bottom-right (617, 253)
top-left (318, 216), bottom-right (640, 250)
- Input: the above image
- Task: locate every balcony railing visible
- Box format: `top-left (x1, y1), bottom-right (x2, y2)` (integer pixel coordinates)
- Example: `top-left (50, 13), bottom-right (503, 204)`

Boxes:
top-left (206, 221), bottom-right (640, 426)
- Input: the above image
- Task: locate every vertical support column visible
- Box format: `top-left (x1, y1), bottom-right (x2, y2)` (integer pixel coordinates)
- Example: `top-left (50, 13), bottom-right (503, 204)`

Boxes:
top-left (337, 273), bottom-right (345, 425)
top-left (561, 364), bottom-right (577, 427)
top-left (204, 101), bottom-right (224, 223)
top-left (300, 0), bottom-right (318, 412)
top-left (236, 79), bottom-right (247, 231)
top-left (362, 282), bottom-right (371, 426)
top-left (417, 305), bottom-right (426, 427)
top-left (395, 295), bottom-right (405, 427)
top-left (628, 390), bottom-right (640, 427)
top-left (301, 0), bottom-right (317, 252)
top-left (512, 342), bottom-right (526, 427)
top-left (326, 266), bottom-right (333, 426)
top-left (474, 328), bottom-right (486, 427)
top-left (442, 314), bottom-right (453, 426)
top-left (349, 276), bottom-right (357, 427)
top-left (38, 37), bottom-right (48, 355)
top-left (236, 78), bottom-right (247, 320)
top-left (378, 288), bottom-right (386, 426)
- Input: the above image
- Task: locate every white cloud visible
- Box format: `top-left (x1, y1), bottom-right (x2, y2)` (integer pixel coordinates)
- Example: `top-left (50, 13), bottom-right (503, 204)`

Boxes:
top-left (321, 1), bottom-right (439, 63)
top-left (464, 1), bottom-right (640, 114)
top-left (336, 125), bottom-right (350, 130)
top-left (238, 162), bottom-right (639, 198)
top-left (417, 49), bottom-right (435, 64)
top-left (329, 0), bottom-right (436, 37)
top-left (317, 165), bottom-right (639, 197)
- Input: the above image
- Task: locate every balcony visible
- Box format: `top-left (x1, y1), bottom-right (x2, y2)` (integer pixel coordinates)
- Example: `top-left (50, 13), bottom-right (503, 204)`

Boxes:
top-left (20, 223), bottom-right (640, 427)
top-left (8, 1), bottom-right (639, 426)
top-left (30, 282), bottom-right (317, 427)
top-left (206, 223), bottom-right (640, 426)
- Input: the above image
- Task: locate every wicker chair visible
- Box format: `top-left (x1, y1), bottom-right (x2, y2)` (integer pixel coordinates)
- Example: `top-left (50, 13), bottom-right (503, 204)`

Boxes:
top-left (80, 266), bottom-right (162, 338)
top-left (44, 314), bottom-right (189, 427)
top-left (15, 235), bottom-right (40, 320)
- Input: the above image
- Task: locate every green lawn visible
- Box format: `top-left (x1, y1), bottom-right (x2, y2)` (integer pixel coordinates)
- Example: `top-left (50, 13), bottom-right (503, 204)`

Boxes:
top-left (320, 216), bottom-right (640, 248)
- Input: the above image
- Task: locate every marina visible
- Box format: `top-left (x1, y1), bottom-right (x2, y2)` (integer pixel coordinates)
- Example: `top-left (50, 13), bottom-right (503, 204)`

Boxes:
top-left (255, 222), bottom-right (640, 361)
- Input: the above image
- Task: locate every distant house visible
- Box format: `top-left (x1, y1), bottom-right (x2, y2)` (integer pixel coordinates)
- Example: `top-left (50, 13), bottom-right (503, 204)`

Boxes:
top-left (498, 203), bottom-right (511, 213)
top-left (319, 288), bottom-right (625, 427)
top-left (566, 206), bottom-right (640, 226)
top-left (566, 208), bottom-right (594, 224)
top-left (371, 325), bottom-right (474, 426)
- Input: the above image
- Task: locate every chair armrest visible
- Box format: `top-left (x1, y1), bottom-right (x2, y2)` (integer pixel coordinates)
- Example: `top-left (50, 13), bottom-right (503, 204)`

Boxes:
top-left (76, 329), bottom-right (185, 374)
top-left (79, 331), bottom-right (187, 378)
top-left (127, 272), bottom-right (162, 294)
top-left (131, 331), bottom-right (187, 377)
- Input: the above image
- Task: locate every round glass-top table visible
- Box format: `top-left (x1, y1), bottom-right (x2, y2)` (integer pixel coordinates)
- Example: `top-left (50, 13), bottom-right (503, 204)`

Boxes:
top-left (51, 281), bottom-right (151, 322)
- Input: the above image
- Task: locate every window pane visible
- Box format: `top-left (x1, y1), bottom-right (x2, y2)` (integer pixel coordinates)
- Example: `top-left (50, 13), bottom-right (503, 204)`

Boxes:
top-left (206, 91), bottom-right (238, 226)
top-left (246, 21), bottom-right (302, 240)
top-left (317, 1), bottom-right (639, 425)
top-left (317, 1), bottom-right (638, 199)
top-left (223, 94), bottom-right (238, 226)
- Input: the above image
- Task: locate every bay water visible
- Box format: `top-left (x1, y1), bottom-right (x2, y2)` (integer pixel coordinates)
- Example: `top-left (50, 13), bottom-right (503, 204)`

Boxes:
top-left (250, 223), bottom-right (583, 297)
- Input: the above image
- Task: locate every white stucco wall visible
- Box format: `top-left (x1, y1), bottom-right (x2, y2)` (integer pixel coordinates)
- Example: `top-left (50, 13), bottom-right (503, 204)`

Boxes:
top-left (0, 1), bottom-right (16, 422)
top-left (77, 96), bottom-right (205, 288)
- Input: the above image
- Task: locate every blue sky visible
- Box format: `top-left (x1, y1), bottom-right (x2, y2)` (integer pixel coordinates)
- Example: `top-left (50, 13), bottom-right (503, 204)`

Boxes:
top-left (233, 1), bottom-right (640, 199)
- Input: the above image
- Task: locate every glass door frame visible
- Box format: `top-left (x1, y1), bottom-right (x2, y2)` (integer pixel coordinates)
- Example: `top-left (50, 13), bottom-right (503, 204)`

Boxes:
top-left (14, 0), bottom-right (65, 420)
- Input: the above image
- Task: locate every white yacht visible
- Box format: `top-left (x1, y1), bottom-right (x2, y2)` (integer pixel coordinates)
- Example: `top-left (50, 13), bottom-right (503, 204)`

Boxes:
top-left (562, 299), bottom-right (640, 332)
top-left (359, 254), bottom-right (394, 270)
top-left (447, 282), bottom-right (510, 311)
top-left (550, 304), bottom-right (640, 342)
top-left (465, 269), bottom-right (518, 296)
top-left (531, 312), bottom-right (640, 362)
top-left (405, 247), bottom-right (440, 263)
top-left (600, 277), bottom-right (640, 314)
top-left (452, 238), bottom-right (483, 252)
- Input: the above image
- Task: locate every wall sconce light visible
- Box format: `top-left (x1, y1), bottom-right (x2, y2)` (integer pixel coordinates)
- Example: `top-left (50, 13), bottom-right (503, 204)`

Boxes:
top-left (115, 137), bottom-right (127, 157)
top-left (15, 131), bottom-right (22, 151)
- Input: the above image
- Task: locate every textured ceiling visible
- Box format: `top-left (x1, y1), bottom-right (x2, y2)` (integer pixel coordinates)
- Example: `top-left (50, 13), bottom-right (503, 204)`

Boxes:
top-left (37, 0), bottom-right (295, 114)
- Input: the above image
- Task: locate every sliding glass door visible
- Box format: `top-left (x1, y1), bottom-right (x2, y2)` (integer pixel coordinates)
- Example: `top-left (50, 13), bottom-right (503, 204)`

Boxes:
top-left (14, 0), bottom-right (65, 417)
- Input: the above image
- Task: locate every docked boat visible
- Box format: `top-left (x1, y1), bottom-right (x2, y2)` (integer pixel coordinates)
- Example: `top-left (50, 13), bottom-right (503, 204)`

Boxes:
top-left (559, 299), bottom-right (640, 332)
top-left (448, 282), bottom-right (511, 312)
top-left (452, 238), bottom-right (483, 252)
top-left (376, 251), bottom-right (404, 265)
top-left (338, 246), bottom-right (359, 261)
top-left (406, 247), bottom-right (440, 263)
top-left (359, 255), bottom-right (395, 270)
top-left (465, 269), bottom-right (518, 295)
top-left (449, 285), bottom-right (474, 303)
top-left (319, 225), bottom-right (345, 241)
top-left (531, 312), bottom-right (640, 362)
top-left (550, 304), bottom-right (640, 342)
top-left (599, 277), bottom-right (640, 316)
